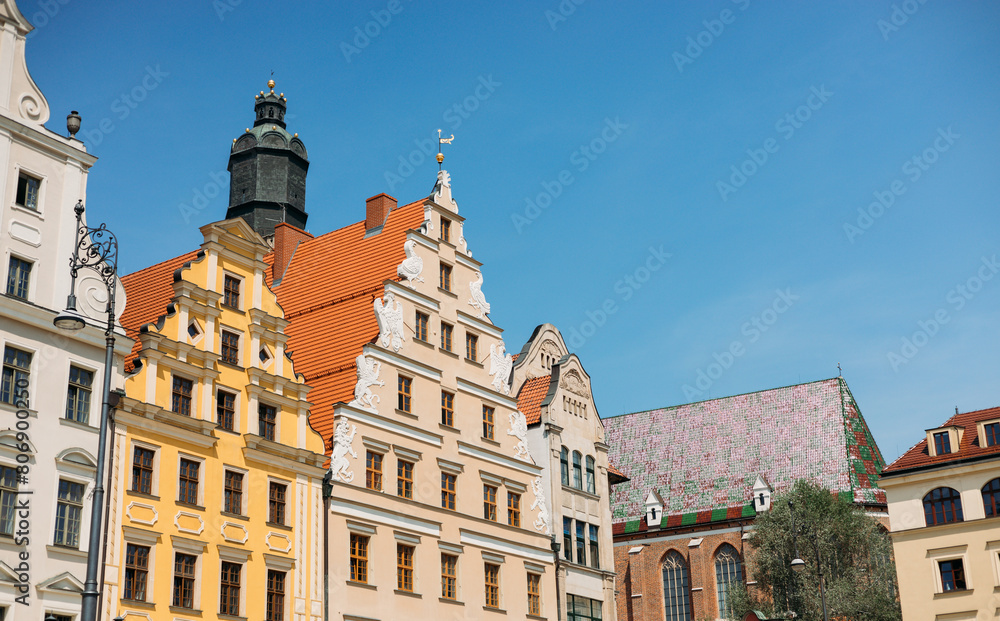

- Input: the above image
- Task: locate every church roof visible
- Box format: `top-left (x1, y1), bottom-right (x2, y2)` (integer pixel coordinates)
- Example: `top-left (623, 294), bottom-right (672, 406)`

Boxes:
top-left (604, 377), bottom-right (886, 530)
top-left (882, 405), bottom-right (1000, 475)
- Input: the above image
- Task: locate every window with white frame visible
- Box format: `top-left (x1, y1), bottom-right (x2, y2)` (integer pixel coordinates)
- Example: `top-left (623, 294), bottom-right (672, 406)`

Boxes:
top-left (15, 171), bottom-right (41, 210)
top-left (65, 365), bottom-right (94, 423)
top-left (0, 465), bottom-right (18, 536)
top-left (1, 346), bottom-right (31, 405)
top-left (5, 256), bottom-right (32, 300)
top-left (178, 457), bottom-right (201, 505)
top-left (53, 479), bottom-right (85, 547)
top-left (131, 444), bottom-right (157, 495)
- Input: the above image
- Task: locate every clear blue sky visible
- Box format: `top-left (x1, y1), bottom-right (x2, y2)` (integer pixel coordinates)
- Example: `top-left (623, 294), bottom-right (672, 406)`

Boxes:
top-left (22, 0), bottom-right (1000, 462)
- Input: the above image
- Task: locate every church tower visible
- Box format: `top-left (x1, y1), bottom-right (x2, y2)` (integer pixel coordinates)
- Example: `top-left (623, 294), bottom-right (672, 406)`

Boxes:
top-left (226, 79), bottom-right (309, 240)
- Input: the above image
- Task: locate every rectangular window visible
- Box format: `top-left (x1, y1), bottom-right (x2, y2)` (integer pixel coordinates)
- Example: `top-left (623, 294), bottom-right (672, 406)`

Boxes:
top-left (589, 524), bottom-right (600, 569)
top-left (439, 263), bottom-right (452, 292)
top-left (217, 390), bottom-right (236, 431)
top-left (440, 323), bottom-right (453, 351)
top-left (397, 375), bottom-right (412, 413)
top-left (484, 563), bottom-right (500, 609)
top-left (576, 521), bottom-right (586, 565)
top-left (0, 466), bottom-right (17, 536)
top-left (178, 458), bottom-right (199, 505)
top-left (986, 422), bottom-right (1000, 447)
top-left (508, 492), bottom-right (521, 528)
top-left (259, 403), bottom-right (277, 441)
top-left (939, 559), bottom-right (966, 591)
top-left (6, 257), bottom-right (32, 300)
top-left (397, 459), bottom-right (413, 499)
top-left (933, 431), bottom-right (951, 455)
top-left (483, 406), bottom-right (495, 440)
top-left (350, 534), bottom-right (369, 583)
top-left (1, 346), bottom-right (31, 405)
top-left (484, 485), bottom-right (497, 521)
top-left (15, 172), bottom-right (40, 210)
top-left (132, 447), bottom-right (154, 494)
top-left (585, 456), bottom-right (596, 494)
top-left (221, 330), bottom-right (240, 365)
top-left (466, 333), bottom-right (478, 361)
top-left (441, 473), bottom-right (456, 510)
top-left (171, 376), bottom-right (193, 416)
top-left (224, 470), bottom-right (243, 515)
top-left (220, 561), bottom-right (241, 616)
top-left (266, 570), bottom-right (285, 621)
top-left (415, 311), bottom-right (429, 342)
top-left (366, 451), bottom-right (383, 491)
top-left (441, 554), bottom-right (457, 600)
top-left (397, 544), bottom-right (414, 592)
top-left (563, 517), bottom-right (573, 562)
top-left (172, 553), bottom-right (197, 608)
top-left (527, 573), bottom-right (541, 616)
top-left (441, 218), bottom-right (451, 243)
top-left (65, 366), bottom-right (94, 423)
top-left (567, 595), bottom-right (603, 621)
top-left (441, 390), bottom-right (454, 427)
top-left (269, 481), bottom-right (286, 525)
top-left (53, 479), bottom-right (84, 547)
top-left (223, 275), bottom-right (241, 308)
top-left (123, 543), bottom-right (149, 601)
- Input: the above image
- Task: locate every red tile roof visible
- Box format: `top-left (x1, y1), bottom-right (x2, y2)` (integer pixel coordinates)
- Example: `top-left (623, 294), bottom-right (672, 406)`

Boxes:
top-left (883, 406), bottom-right (1000, 475)
top-left (515, 375), bottom-right (552, 425)
top-left (607, 462), bottom-right (629, 484)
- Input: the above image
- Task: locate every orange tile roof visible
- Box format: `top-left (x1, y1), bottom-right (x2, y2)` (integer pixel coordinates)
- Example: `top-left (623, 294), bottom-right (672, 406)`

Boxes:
top-left (607, 462), bottom-right (628, 481)
top-left (883, 406), bottom-right (1000, 475)
top-left (516, 375), bottom-right (552, 425)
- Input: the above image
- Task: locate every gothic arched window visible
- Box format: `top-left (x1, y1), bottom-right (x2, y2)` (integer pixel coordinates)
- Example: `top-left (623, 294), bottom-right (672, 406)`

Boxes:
top-left (983, 478), bottom-right (1000, 517)
top-left (923, 487), bottom-right (964, 525)
top-left (662, 551), bottom-right (692, 621)
top-left (714, 544), bottom-right (742, 620)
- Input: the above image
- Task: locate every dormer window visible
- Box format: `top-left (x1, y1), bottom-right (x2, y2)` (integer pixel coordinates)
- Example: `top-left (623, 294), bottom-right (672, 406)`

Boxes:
top-left (983, 421), bottom-right (1000, 447)
top-left (926, 426), bottom-right (962, 457)
top-left (645, 490), bottom-right (664, 526)
top-left (933, 432), bottom-right (951, 455)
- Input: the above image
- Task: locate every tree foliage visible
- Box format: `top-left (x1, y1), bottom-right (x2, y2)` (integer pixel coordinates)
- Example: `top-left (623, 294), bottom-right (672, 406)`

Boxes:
top-left (730, 480), bottom-right (901, 621)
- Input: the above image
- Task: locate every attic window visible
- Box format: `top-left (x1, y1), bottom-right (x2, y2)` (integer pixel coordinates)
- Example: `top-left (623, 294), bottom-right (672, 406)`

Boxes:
top-left (984, 422), bottom-right (1000, 447)
top-left (933, 432), bottom-right (952, 455)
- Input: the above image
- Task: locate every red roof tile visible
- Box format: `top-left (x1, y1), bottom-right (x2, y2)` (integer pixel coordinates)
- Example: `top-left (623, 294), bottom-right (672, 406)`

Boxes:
top-left (515, 375), bottom-right (552, 425)
top-left (607, 462), bottom-right (629, 483)
top-left (883, 406), bottom-right (1000, 474)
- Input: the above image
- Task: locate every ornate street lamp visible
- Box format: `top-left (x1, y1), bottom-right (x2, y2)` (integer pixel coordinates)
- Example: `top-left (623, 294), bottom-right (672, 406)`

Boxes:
top-left (54, 200), bottom-right (120, 621)
top-left (788, 500), bottom-right (829, 621)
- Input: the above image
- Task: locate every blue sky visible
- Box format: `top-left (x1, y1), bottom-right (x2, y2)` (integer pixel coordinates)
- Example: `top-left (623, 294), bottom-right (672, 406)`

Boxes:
top-left (22, 0), bottom-right (1000, 463)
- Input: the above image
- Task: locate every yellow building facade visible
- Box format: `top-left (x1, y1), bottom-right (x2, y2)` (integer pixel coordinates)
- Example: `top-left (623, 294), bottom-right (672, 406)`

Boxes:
top-left (103, 218), bottom-right (327, 621)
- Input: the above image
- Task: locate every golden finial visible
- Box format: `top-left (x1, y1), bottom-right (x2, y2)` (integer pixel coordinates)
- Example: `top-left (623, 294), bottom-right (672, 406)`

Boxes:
top-left (271, 125), bottom-right (277, 130)
top-left (268, 79), bottom-right (275, 90)
top-left (245, 128), bottom-right (250, 133)
top-left (436, 129), bottom-right (454, 170)
top-left (293, 133), bottom-right (298, 137)
top-left (233, 138), bottom-right (237, 143)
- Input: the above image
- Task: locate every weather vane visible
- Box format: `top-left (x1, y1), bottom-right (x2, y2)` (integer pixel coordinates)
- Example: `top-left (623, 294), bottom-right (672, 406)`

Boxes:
top-left (437, 129), bottom-right (454, 170)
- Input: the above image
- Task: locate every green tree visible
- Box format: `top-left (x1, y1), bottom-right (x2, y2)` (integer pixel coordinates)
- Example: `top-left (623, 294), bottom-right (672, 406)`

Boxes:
top-left (731, 480), bottom-right (901, 621)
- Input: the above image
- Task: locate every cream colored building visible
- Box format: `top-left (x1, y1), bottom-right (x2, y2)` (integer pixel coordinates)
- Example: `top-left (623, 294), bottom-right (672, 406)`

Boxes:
top-left (880, 405), bottom-right (1000, 620)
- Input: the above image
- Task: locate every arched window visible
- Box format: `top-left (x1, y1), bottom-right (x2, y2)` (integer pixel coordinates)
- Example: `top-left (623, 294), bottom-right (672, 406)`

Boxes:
top-left (983, 478), bottom-right (1000, 517)
top-left (572, 451), bottom-right (583, 489)
top-left (714, 544), bottom-right (742, 620)
top-left (585, 456), bottom-right (596, 494)
top-left (662, 551), bottom-right (692, 621)
top-left (560, 447), bottom-right (569, 486)
top-left (923, 487), bottom-right (964, 525)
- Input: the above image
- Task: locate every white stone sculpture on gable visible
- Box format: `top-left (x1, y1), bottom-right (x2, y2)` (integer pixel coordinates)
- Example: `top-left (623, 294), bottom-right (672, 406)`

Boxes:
top-left (507, 410), bottom-right (531, 462)
top-left (468, 271), bottom-right (491, 319)
top-left (488, 342), bottom-right (513, 395)
top-left (350, 353), bottom-right (384, 412)
top-left (531, 476), bottom-right (550, 534)
top-left (432, 169), bottom-right (459, 211)
top-left (329, 416), bottom-right (358, 483)
top-left (374, 291), bottom-right (405, 352)
top-left (397, 240), bottom-right (424, 287)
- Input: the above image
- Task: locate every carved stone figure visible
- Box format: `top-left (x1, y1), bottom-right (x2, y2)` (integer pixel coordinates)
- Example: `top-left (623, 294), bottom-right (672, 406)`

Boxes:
top-left (397, 240), bottom-right (424, 287)
top-left (560, 370), bottom-right (589, 397)
top-left (468, 271), bottom-right (491, 318)
top-left (432, 169), bottom-right (458, 210)
top-left (329, 416), bottom-right (358, 483)
top-left (507, 410), bottom-right (531, 462)
top-left (374, 291), bottom-right (404, 352)
top-left (531, 476), bottom-right (550, 534)
top-left (350, 353), bottom-right (384, 411)
top-left (488, 342), bottom-right (513, 395)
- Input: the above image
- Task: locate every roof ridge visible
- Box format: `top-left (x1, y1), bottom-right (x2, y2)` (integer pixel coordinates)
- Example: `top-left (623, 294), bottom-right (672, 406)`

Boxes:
top-left (300, 197), bottom-right (428, 243)
top-left (122, 248), bottom-right (199, 280)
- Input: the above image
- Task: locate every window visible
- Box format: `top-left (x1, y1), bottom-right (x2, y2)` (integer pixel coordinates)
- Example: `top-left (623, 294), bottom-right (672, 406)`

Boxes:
top-left (269, 481), bottom-right (286, 525)
top-left (439, 263), bottom-right (452, 292)
top-left (484, 485), bottom-right (497, 521)
top-left (123, 543), bottom-right (149, 601)
top-left (560, 447), bottom-right (569, 486)
top-left (415, 311), bottom-right (429, 342)
top-left (65, 366), bottom-right (94, 423)
top-left (466, 333), bottom-right (478, 361)
top-left (224, 470), bottom-right (243, 515)
top-left (441, 473), bottom-right (456, 510)
top-left (567, 595), bottom-right (603, 621)
top-left (266, 570), bottom-right (285, 621)
top-left (939, 559), bottom-right (967, 591)
top-left (366, 451), bottom-right (383, 491)
top-left (986, 422), bottom-right (1000, 447)
top-left (933, 431), bottom-right (951, 455)
top-left (223, 275), bottom-right (241, 308)
top-left (259, 403), bottom-right (277, 441)
top-left (53, 479), bottom-right (84, 547)
top-left (508, 492), bottom-right (521, 527)
top-left (483, 406), bottom-right (495, 440)
top-left (563, 517), bottom-right (573, 562)
top-left (172, 553), bottom-right (197, 608)
top-left (220, 561), bottom-right (241, 616)
top-left (662, 551), bottom-right (692, 621)
top-left (441, 553), bottom-right (457, 600)
top-left (132, 447), bottom-right (154, 494)
top-left (397, 544), bottom-right (414, 592)
top-left (923, 487), bottom-right (964, 526)
top-left (715, 544), bottom-right (742, 620)
top-left (441, 218), bottom-right (451, 242)
top-left (1, 346), bottom-right (31, 405)
top-left (441, 322), bottom-right (453, 351)
top-left (572, 451), bottom-right (583, 489)
top-left (576, 521), bottom-right (586, 565)
top-left (217, 390), bottom-right (236, 431)
top-left (484, 563), bottom-right (500, 609)
top-left (983, 478), bottom-right (1000, 517)
top-left (171, 376), bottom-right (193, 416)
top-left (15, 172), bottom-right (40, 210)
top-left (178, 458), bottom-right (199, 505)
top-left (188, 322), bottom-right (200, 339)
top-left (350, 534), bottom-right (369, 583)
top-left (441, 390), bottom-right (454, 426)
top-left (397, 459), bottom-right (413, 499)
top-left (6, 257), bottom-right (31, 299)
top-left (585, 456), bottom-right (596, 494)
top-left (527, 573), bottom-right (541, 615)
top-left (589, 525), bottom-right (600, 569)
top-left (1, 466), bottom-right (18, 536)
top-left (398, 376), bottom-right (412, 412)
top-left (221, 330), bottom-right (240, 365)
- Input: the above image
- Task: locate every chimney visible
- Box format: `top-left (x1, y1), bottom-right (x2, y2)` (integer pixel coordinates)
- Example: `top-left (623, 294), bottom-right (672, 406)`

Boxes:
top-left (272, 222), bottom-right (313, 285)
top-left (365, 193), bottom-right (397, 231)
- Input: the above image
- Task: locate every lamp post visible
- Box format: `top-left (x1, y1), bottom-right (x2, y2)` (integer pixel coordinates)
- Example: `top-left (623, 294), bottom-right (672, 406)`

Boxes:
top-left (788, 500), bottom-right (829, 621)
top-left (54, 200), bottom-right (120, 621)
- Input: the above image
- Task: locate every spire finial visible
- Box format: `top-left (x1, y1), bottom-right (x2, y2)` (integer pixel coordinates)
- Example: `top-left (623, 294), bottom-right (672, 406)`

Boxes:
top-left (437, 129), bottom-right (454, 170)
top-left (268, 79), bottom-right (275, 91)
top-left (837, 362), bottom-right (842, 377)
